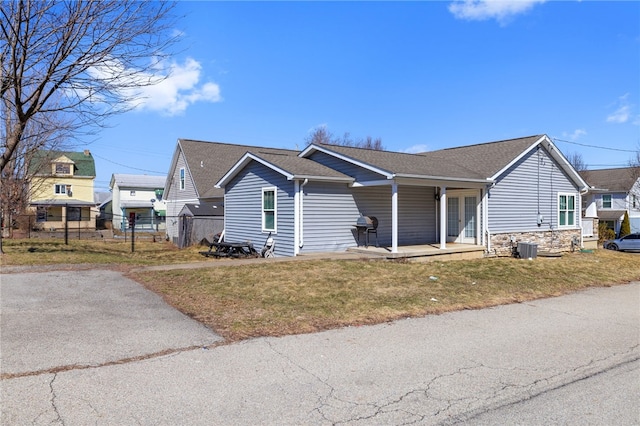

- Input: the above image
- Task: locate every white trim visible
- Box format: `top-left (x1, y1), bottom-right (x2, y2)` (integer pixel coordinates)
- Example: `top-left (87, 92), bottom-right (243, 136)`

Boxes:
top-left (558, 192), bottom-right (578, 228)
top-left (218, 153), bottom-right (292, 188)
top-left (179, 167), bottom-right (185, 191)
top-left (54, 183), bottom-right (67, 194)
top-left (439, 187), bottom-right (447, 249)
top-left (391, 181), bottom-right (398, 253)
top-left (299, 144), bottom-right (393, 178)
top-left (216, 152), bottom-right (353, 188)
top-left (483, 188), bottom-right (490, 251)
top-left (294, 180), bottom-right (300, 255)
top-left (262, 186), bottom-right (277, 233)
top-left (489, 135), bottom-right (589, 191)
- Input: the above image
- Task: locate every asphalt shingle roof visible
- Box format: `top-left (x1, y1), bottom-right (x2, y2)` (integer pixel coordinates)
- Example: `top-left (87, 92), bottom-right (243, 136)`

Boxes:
top-left (579, 167), bottom-right (640, 192)
top-left (310, 135), bottom-right (543, 180)
top-left (177, 139), bottom-right (298, 199)
top-left (250, 152), bottom-right (353, 181)
top-left (422, 135), bottom-right (543, 178)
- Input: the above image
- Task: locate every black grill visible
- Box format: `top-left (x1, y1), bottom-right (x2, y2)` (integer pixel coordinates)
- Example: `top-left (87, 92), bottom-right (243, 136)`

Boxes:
top-left (354, 216), bottom-right (378, 247)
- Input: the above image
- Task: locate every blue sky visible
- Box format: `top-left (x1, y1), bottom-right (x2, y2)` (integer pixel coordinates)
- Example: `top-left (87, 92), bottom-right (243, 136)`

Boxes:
top-left (88, 1), bottom-right (640, 192)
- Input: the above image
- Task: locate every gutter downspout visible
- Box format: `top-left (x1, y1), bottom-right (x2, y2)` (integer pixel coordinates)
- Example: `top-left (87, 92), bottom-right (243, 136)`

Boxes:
top-left (299, 179), bottom-right (309, 250)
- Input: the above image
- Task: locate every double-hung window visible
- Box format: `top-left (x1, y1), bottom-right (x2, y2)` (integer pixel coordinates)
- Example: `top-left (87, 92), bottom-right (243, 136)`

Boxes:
top-left (602, 194), bottom-right (612, 209)
top-left (559, 194), bottom-right (576, 227)
top-left (179, 168), bottom-right (185, 190)
top-left (54, 184), bottom-right (66, 195)
top-left (262, 187), bottom-right (276, 232)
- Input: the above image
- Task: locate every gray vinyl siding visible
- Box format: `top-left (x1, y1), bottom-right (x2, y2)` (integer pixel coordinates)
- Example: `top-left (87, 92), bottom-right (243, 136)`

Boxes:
top-left (488, 147), bottom-right (579, 233)
top-left (397, 186), bottom-right (437, 244)
top-left (225, 162), bottom-right (296, 257)
top-left (308, 151), bottom-right (386, 182)
top-left (597, 192), bottom-right (630, 211)
top-left (351, 185), bottom-right (437, 247)
top-left (165, 150), bottom-right (199, 242)
top-left (300, 182), bottom-right (360, 253)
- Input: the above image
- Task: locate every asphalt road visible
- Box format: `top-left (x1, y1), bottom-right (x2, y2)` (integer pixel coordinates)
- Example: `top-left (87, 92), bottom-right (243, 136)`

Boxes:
top-left (1, 270), bottom-right (638, 425)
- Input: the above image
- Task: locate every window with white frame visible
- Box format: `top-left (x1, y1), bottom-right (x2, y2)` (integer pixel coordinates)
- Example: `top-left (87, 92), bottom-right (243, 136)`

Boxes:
top-left (559, 194), bottom-right (576, 227)
top-left (179, 168), bottom-right (185, 190)
top-left (54, 184), bottom-right (66, 195)
top-left (262, 187), bottom-right (276, 232)
top-left (602, 194), bottom-right (612, 209)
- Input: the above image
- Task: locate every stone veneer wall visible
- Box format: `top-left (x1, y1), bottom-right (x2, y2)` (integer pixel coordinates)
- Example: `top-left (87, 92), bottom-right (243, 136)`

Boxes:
top-left (490, 229), bottom-right (582, 257)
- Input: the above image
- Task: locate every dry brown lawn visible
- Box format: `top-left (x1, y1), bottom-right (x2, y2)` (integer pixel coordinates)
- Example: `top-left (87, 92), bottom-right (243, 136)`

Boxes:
top-left (3, 239), bottom-right (638, 342)
top-left (129, 249), bottom-right (640, 342)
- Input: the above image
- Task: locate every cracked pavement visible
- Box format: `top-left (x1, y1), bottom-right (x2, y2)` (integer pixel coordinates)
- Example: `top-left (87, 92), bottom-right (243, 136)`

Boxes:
top-left (1, 270), bottom-right (638, 425)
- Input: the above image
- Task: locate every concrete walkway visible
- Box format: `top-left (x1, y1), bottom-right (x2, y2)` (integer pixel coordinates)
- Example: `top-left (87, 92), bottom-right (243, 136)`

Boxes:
top-left (1, 268), bottom-right (638, 425)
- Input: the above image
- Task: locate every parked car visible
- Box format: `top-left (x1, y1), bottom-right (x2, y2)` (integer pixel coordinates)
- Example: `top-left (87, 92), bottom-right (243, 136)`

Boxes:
top-left (604, 233), bottom-right (640, 251)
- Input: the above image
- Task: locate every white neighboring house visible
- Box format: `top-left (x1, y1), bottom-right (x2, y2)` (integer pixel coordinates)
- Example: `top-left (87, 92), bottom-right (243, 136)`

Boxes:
top-left (109, 174), bottom-right (167, 231)
top-left (580, 167), bottom-right (640, 235)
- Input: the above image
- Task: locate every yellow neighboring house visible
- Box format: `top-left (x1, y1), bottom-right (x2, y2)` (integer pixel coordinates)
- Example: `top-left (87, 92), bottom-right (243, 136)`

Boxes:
top-left (28, 150), bottom-right (97, 230)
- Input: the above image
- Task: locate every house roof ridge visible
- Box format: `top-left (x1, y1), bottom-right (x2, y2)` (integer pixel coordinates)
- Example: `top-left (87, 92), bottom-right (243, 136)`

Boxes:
top-left (424, 134), bottom-right (543, 154)
top-left (178, 138), bottom-right (298, 153)
top-left (581, 166), bottom-right (636, 172)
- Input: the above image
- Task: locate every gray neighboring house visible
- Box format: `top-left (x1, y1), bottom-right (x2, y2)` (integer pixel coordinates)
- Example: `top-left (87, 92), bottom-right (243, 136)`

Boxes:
top-left (94, 191), bottom-right (112, 229)
top-left (163, 139), bottom-right (297, 245)
top-left (580, 167), bottom-right (640, 235)
top-left (216, 134), bottom-right (589, 257)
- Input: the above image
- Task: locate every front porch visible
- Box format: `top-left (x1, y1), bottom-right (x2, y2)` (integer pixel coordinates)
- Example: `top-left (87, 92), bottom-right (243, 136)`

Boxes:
top-left (347, 243), bottom-right (486, 262)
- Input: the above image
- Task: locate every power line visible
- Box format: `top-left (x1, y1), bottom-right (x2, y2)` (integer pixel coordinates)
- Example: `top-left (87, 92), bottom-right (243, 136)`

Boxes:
top-left (93, 154), bottom-right (166, 175)
top-left (552, 138), bottom-right (637, 153)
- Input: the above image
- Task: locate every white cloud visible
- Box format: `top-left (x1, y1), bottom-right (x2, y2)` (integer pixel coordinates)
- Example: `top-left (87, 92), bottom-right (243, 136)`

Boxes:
top-left (135, 58), bottom-right (222, 116)
top-left (86, 57), bottom-right (222, 116)
top-left (402, 144), bottom-right (430, 154)
top-left (448, 0), bottom-right (546, 25)
top-left (606, 106), bottom-right (630, 124)
top-left (606, 93), bottom-right (633, 124)
top-left (562, 129), bottom-right (587, 141)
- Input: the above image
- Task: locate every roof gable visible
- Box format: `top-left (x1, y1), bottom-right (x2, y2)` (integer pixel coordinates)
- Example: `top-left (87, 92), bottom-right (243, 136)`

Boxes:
top-left (29, 150), bottom-right (96, 177)
top-left (165, 139), bottom-right (297, 198)
top-left (216, 151), bottom-right (353, 187)
top-left (423, 135), bottom-right (543, 178)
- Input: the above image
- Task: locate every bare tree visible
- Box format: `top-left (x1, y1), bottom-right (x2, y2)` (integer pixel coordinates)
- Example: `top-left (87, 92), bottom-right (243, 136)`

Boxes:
top-left (0, 111), bottom-right (68, 252)
top-left (305, 126), bottom-right (385, 151)
top-left (566, 151), bottom-right (587, 171)
top-left (629, 144), bottom-right (640, 182)
top-left (0, 0), bottom-right (179, 174)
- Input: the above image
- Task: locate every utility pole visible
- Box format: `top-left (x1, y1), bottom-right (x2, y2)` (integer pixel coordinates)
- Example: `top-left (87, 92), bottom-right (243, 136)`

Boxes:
top-left (64, 203), bottom-right (68, 245)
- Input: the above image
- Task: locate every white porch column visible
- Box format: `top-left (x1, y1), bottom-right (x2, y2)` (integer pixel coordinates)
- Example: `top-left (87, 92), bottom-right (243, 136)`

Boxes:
top-left (391, 181), bottom-right (398, 253)
top-left (439, 186), bottom-right (447, 249)
top-left (294, 180), bottom-right (300, 256)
